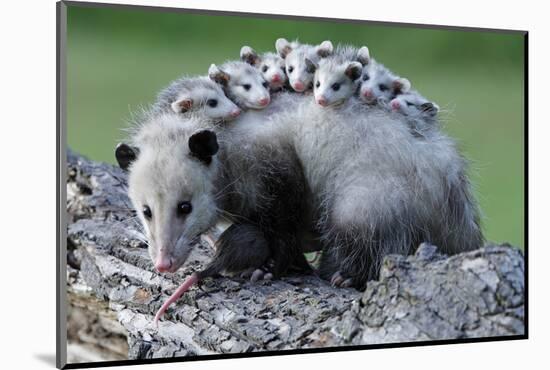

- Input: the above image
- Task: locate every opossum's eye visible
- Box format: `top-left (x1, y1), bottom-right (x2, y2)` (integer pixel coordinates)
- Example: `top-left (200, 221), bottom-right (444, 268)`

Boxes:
top-left (288, 66), bottom-right (294, 73)
top-left (379, 84), bottom-right (389, 92)
top-left (331, 83), bottom-right (341, 91)
top-left (177, 201), bottom-right (193, 217)
top-left (243, 84), bottom-right (251, 91)
top-left (315, 81), bottom-right (320, 88)
top-left (143, 205), bottom-right (152, 220)
top-left (206, 99), bottom-right (218, 108)
top-left (406, 101), bottom-right (415, 107)
top-left (262, 65), bottom-right (268, 73)
top-left (262, 81), bottom-right (269, 88)
top-left (362, 74), bottom-right (370, 81)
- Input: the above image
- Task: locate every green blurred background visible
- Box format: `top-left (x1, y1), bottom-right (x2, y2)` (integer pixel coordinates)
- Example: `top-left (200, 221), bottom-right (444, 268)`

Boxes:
top-left (66, 5), bottom-right (525, 247)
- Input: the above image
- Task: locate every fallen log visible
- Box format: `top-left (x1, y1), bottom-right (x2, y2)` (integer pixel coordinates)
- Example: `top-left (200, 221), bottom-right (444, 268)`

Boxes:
top-left (65, 149), bottom-right (525, 361)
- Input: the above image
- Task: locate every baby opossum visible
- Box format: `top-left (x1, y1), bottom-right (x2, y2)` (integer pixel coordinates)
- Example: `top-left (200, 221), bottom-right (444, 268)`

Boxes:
top-left (119, 110), bottom-right (311, 323)
top-left (307, 44), bottom-right (370, 107)
top-left (275, 38), bottom-right (334, 92)
top-left (152, 76), bottom-right (242, 122)
top-left (240, 46), bottom-right (288, 92)
top-left (358, 61), bottom-right (411, 105)
top-left (390, 90), bottom-right (440, 119)
top-left (208, 61), bottom-right (271, 110)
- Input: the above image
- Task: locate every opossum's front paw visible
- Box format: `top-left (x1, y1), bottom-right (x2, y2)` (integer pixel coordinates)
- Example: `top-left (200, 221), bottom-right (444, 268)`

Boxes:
top-left (239, 267), bottom-right (273, 282)
top-left (330, 271), bottom-right (354, 288)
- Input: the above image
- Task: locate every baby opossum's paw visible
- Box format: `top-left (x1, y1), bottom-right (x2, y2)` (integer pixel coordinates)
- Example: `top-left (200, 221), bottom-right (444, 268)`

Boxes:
top-left (330, 271), bottom-right (354, 288)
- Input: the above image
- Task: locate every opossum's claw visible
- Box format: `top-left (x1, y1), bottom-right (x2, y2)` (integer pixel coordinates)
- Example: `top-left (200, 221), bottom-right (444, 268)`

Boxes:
top-left (153, 272), bottom-right (200, 328)
top-left (340, 278), bottom-right (354, 288)
top-left (330, 271), bottom-right (344, 286)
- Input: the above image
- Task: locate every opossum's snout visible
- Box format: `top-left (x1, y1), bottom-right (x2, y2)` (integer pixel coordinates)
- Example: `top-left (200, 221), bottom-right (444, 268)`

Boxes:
top-left (259, 97), bottom-right (270, 106)
top-left (293, 80), bottom-right (306, 92)
top-left (390, 99), bottom-right (401, 111)
top-left (155, 252), bottom-right (174, 273)
top-left (362, 88), bottom-right (374, 101)
top-left (316, 95), bottom-right (328, 107)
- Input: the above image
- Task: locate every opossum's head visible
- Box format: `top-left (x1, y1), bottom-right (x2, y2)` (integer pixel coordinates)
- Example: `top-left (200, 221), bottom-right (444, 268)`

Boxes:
top-left (309, 46), bottom-right (370, 107)
top-left (209, 62), bottom-right (271, 110)
top-left (240, 46), bottom-right (287, 91)
top-left (170, 77), bottom-right (241, 122)
top-left (358, 62), bottom-right (410, 105)
top-left (120, 116), bottom-right (221, 273)
top-left (390, 92), bottom-right (439, 119)
top-left (276, 38), bottom-right (333, 93)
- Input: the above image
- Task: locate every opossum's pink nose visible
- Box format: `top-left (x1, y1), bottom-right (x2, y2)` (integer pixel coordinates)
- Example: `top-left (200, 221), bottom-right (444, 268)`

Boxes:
top-left (316, 96), bottom-right (328, 107)
top-left (363, 89), bottom-right (373, 99)
top-left (271, 74), bottom-right (281, 83)
top-left (259, 97), bottom-right (270, 106)
top-left (293, 81), bottom-right (305, 91)
top-left (391, 99), bottom-right (401, 111)
top-left (230, 108), bottom-right (241, 117)
top-left (155, 255), bottom-right (173, 273)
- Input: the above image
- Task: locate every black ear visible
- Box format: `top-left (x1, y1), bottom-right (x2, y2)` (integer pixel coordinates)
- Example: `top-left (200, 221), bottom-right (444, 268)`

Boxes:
top-left (420, 102), bottom-right (439, 116)
top-left (305, 58), bottom-right (318, 74)
top-left (115, 143), bottom-right (139, 171)
top-left (188, 130), bottom-right (219, 165)
top-left (345, 62), bottom-right (363, 81)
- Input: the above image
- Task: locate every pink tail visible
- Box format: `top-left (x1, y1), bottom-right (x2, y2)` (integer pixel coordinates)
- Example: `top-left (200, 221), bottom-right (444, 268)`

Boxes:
top-left (154, 272), bottom-right (200, 327)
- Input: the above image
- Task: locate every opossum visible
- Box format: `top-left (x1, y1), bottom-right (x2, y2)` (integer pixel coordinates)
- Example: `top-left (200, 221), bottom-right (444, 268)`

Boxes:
top-left (389, 91), bottom-right (440, 137)
top-left (119, 108), bottom-right (311, 323)
top-left (275, 38), bottom-right (333, 92)
top-left (240, 46), bottom-right (288, 92)
top-left (208, 61), bottom-right (271, 110)
top-left (152, 76), bottom-right (242, 122)
top-left (306, 44), bottom-right (370, 107)
top-left (358, 61), bottom-right (410, 105)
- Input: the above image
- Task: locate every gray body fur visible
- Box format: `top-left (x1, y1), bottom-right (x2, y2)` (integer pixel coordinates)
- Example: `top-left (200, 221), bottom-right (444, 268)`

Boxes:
top-left (127, 89), bottom-right (481, 289)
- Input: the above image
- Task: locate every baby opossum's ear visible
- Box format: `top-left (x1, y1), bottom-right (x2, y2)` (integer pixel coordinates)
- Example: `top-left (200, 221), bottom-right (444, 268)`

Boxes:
top-left (392, 78), bottom-right (411, 94)
top-left (356, 46), bottom-right (370, 65)
top-left (421, 102), bottom-right (439, 116)
top-left (316, 40), bottom-right (333, 58)
top-left (208, 64), bottom-right (230, 87)
top-left (275, 38), bottom-right (293, 59)
top-left (305, 58), bottom-right (318, 74)
top-left (345, 61), bottom-right (363, 81)
top-left (188, 130), bottom-right (219, 165)
top-left (240, 46), bottom-right (261, 66)
top-left (170, 97), bottom-right (193, 113)
top-left (115, 143), bottom-right (139, 171)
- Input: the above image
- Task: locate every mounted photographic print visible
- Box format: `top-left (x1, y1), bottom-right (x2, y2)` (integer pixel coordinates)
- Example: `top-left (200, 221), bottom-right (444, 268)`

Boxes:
top-left (56, 1), bottom-right (527, 368)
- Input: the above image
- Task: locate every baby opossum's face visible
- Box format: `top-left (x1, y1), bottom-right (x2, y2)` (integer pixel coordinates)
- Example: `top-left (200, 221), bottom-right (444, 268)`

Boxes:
top-left (358, 63), bottom-right (410, 105)
top-left (171, 82), bottom-right (241, 122)
top-left (390, 92), bottom-right (439, 118)
top-left (209, 63), bottom-right (271, 110)
top-left (311, 60), bottom-right (363, 107)
top-left (276, 39), bottom-right (333, 93)
top-left (240, 46), bottom-right (287, 91)
top-left (125, 125), bottom-right (220, 274)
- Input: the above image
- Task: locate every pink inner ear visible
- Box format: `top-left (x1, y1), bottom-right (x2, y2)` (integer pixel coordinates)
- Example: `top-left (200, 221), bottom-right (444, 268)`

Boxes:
top-left (179, 99), bottom-right (193, 110)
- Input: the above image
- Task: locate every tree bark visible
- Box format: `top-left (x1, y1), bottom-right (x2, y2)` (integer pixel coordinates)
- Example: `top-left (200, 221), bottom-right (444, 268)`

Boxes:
top-left (66, 150), bottom-right (525, 360)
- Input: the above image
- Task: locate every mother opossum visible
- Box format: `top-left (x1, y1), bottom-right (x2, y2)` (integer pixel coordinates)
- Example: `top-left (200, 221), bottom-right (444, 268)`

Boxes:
top-left (119, 92), bottom-right (482, 292)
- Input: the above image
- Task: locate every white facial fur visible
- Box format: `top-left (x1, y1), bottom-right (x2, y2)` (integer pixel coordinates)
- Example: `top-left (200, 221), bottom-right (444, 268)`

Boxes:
top-left (312, 60), bottom-right (363, 107)
top-left (170, 79), bottom-right (241, 121)
top-left (276, 38), bottom-right (334, 92)
top-left (209, 62), bottom-right (271, 110)
top-left (240, 46), bottom-right (287, 91)
top-left (128, 115), bottom-right (220, 273)
top-left (359, 62), bottom-right (411, 104)
top-left (390, 92), bottom-right (440, 118)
